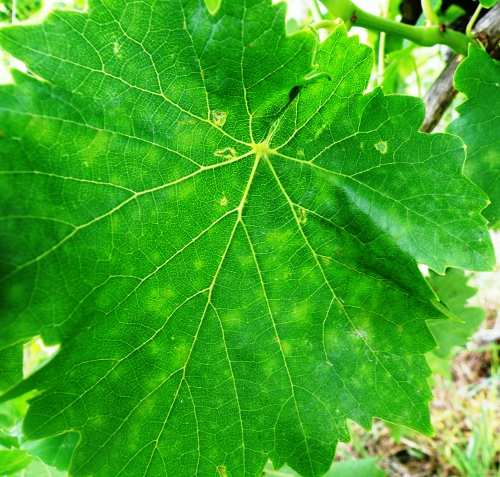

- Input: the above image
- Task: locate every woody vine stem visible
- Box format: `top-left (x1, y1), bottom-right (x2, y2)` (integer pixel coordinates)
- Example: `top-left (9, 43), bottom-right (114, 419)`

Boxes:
top-left (320, 0), bottom-right (472, 55)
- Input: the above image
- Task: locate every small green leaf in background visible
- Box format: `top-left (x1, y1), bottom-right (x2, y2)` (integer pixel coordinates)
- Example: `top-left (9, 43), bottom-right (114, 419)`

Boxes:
top-left (264, 458), bottom-right (385, 477)
top-left (0, 449), bottom-right (32, 475)
top-left (448, 47), bottom-right (500, 228)
top-left (326, 458), bottom-right (385, 477)
top-left (479, 0), bottom-right (498, 8)
top-left (428, 268), bottom-right (485, 359)
top-left (0, 0), bottom-right (42, 23)
top-left (203, 0), bottom-right (221, 15)
top-left (12, 457), bottom-right (66, 477)
top-left (22, 433), bottom-right (77, 472)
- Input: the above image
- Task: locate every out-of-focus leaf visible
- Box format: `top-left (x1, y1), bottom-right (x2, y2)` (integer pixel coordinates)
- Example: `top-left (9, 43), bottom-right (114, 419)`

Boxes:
top-left (264, 458), bottom-right (385, 477)
top-left (13, 457), bottom-right (67, 477)
top-left (0, 449), bottom-right (32, 475)
top-left (23, 433), bottom-right (77, 472)
top-left (326, 458), bottom-right (385, 477)
top-left (479, 0), bottom-right (498, 8)
top-left (0, 0), bottom-right (42, 23)
top-left (428, 268), bottom-right (485, 358)
top-left (381, 46), bottom-right (416, 94)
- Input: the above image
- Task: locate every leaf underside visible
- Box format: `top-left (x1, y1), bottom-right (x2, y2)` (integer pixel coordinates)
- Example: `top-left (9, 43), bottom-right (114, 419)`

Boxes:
top-left (0, 1), bottom-right (494, 476)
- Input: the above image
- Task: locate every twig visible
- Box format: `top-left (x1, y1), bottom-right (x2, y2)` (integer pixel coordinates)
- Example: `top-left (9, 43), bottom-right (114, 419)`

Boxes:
top-left (421, 4), bottom-right (500, 133)
top-left (321, 0), bottom-right (471, 54)
top-left (466, 4), bottom-right (483, 38)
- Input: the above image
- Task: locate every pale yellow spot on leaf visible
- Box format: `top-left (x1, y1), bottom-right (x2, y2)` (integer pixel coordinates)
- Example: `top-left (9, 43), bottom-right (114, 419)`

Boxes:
top-left (375, 140), bottom-right (388, 154)
top-left (211, 110), bottom-right (227, 127)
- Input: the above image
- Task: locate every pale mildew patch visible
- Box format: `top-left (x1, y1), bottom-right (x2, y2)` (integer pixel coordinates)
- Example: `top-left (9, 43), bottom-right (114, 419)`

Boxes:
top-left (113, 41), bottom-right (121, 58)
top-left (297, 206), bottom-right (307, 225)
top-left (219, 194), bottom-right (228, 207)
top-left (214, 147), bottom-right (237, 159)
top-left (374, 140), bottom-right (388, 154)
top-left (211, 110), bottom-right (227, 127)
top-left (194, 258), bottom-right (205, 270)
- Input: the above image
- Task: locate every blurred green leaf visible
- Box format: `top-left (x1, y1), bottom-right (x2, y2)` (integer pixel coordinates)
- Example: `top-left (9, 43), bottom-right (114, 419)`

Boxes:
top-left (438, 5), bottom-right (465, 24)
top-left (381, 46), bottom-right (416, 94)
top-left (0, 449), bottom-right (32, 475)
top-left (428, 269), bottom-right (485, 359)
top-left (0, 0), bottom-right (42, 22)
top-left (264, 458), bottom-right (385, 477)
top-left (23, 433), bottom-right (77, 472)
top-left (13, 457), bottom-right (67, 477)
top-left (479, 0), bottom-right (498, 8)
top-left (326, 458), bottom-right (385, 477)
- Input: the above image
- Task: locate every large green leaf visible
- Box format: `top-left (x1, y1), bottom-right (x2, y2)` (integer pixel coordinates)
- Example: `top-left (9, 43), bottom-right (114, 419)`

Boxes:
top-left (448, 47), bottom-right (500, 228)
top-left (0, 1), bottom-right (494, 476)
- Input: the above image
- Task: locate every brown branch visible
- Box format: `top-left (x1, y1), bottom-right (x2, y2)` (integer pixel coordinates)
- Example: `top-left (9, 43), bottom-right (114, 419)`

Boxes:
top-left (421, 4), bottom-right (500, 133)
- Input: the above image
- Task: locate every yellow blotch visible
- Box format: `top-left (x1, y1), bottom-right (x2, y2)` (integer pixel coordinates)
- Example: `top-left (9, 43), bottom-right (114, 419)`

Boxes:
top-left (164, 288), bottom-right (176, 300)
top-left (281, 340), bottom-right (293, 356)
top-left (170, 341), bottom-right (191, 368)
top-left (266, 229), bottom-right (292, 245)
top-left (238, 253), bottom-right (253, 268)
top-left (211, 110), bottom-right (227, 127)
top-left (279, 266), bottom-right (292, 280)
top-left (214, 147), bottom-right (237, 160)
top-left (177, 181), bottom-right (194, 200)
top-left (113, 41), bottom-right (121, 58)
top-left (224, 310), bottom-right (243, 326)
top-left (321, 255), bottom-right (333, 266)
top-left (374, 140), bottom-right (388, 154)
top-left (297, 206), bottom-right (307, 225)
top-left (219, 194), bottom-right (228, 207)
top-left (194, 258), bottom-right (205, 270)
top-left (292, 302), bottom-right (310, 321)
top-left (216, 465), bottom-right (228, 477)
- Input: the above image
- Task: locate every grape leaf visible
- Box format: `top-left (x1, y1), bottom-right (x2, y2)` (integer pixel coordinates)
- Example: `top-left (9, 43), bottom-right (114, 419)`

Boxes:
top-left (448, 47), bottom-right (500, 229)
top-left (0, 449), bottom-right (33, 475)
top-left (0, 345), bottom-right (22, 392)
top-left (11, 457), bottom-right (67, 477)
top-left (479, 0), bottom-right (498, 8)
top-left (427, 268), bottom-right (484, 358)
top-left (0, 0), bottom-right (42, 23)
top-left (0, 1), bottom-right (494, 476)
